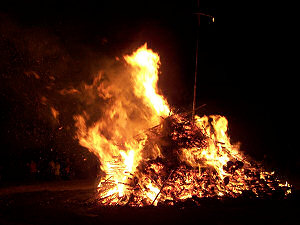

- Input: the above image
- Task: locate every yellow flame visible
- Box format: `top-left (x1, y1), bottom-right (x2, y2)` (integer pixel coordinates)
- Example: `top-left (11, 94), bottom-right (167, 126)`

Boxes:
top-left (124, 43), bottom-right (170, 121)
top-left (74, 44), bottom-right (171, 200)
top-left (178, 115), bottom-right (242, 181)
top-left (72, 44), bottom-right (291, 206)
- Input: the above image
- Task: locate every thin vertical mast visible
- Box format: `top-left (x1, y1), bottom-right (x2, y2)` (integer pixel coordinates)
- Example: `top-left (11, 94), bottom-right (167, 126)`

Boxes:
top-left (192, 0), bottom-right (200, 122)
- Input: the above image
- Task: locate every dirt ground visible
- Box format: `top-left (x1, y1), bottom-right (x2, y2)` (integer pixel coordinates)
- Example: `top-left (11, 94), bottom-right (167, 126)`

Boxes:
top-left (0, 180), bottom-right (299, 225)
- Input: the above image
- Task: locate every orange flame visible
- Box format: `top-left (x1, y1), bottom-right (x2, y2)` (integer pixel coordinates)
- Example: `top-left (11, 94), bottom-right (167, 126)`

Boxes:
top-left (73, 44), bottom-right (291, 206)
top-left (125, 43), bottom-right (170, 122)
top-left (74, 43), bottom-right (170, 200)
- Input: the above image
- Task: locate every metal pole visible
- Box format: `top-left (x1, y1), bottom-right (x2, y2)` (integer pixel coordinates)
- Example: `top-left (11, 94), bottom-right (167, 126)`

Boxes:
top-left (192, 1), bottom-right (200, 122)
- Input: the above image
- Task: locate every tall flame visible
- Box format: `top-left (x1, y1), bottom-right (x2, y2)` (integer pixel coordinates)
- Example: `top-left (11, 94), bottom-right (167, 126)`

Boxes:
top-left (125, 43), bottom-right (170, 122)
top-left (74, 43), bottom-right (170, 200)
top-left (72, 44), bottom-right (291, 206)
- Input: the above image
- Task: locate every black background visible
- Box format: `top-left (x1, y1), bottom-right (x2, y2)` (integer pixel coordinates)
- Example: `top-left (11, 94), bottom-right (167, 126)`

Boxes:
top-left (0, 1), bottom-right (298, 183)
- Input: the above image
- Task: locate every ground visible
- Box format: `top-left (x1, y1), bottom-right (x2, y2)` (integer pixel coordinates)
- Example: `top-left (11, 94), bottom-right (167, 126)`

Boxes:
top-left (0, 179), bottom-right (299, 225)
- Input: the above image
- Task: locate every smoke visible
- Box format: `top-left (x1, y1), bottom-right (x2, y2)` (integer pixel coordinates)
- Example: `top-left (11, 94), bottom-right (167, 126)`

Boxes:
top-left (0, 13), bottom-right (110, 119)
top-left (0, 13), bottom-right (156, 159)
top-left (0, 11), bottom-right (189, 181)
top-left (0, 13), bottom-right (113, 163)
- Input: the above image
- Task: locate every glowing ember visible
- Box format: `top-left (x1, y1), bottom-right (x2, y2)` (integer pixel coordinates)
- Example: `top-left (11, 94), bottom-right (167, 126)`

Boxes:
top-left (73, 44), bottom-right (291, 206)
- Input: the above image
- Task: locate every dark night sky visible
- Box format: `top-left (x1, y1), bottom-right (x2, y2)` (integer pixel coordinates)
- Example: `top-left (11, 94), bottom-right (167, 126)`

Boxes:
top-left (0, 1), bottom-right (298, 181)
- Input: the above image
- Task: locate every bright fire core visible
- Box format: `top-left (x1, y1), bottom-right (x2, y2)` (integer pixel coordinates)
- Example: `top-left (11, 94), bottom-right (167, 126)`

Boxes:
top-left (74, 44), bottom-right (291, 206)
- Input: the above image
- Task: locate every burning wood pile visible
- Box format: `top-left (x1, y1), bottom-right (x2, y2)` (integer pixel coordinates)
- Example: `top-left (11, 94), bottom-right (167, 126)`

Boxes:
top-left (96, 113), bottom-right (291, 206)
top-left (72, 44), bottom-right (291, 207)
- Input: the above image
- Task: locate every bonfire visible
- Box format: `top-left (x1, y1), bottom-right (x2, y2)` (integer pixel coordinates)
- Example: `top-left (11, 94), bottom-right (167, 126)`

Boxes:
top-left (72, 44), bottom-right (291, 206)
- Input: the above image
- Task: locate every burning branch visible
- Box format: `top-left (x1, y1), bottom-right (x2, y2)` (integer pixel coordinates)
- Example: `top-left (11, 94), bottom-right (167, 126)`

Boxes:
top-left (151, 169), bottom-right (174, 205)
